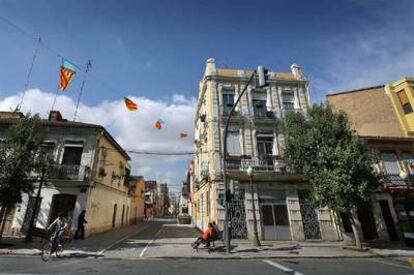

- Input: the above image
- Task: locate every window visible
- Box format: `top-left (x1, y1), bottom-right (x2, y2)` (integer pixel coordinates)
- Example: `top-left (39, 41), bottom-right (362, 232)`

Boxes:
top-left (252, 91), bottom-right (267, 117)
top-left (253, 100), bottom-right (267, 116)
top-left (282, 90), bottom-right (295, 110)
top-left (382, 152), bottom-right (400, 174)
top-left (227, 132), bottom-right (241, 155)
top-left (62, 144), bottom-right (83, 165)
top-left (223, 92), bottom-right (234, 115)
top-left (40, 142), bottom-right (55, 160)
top-left (398, 90), bottom-right (413, 114)
top-left (274, 205), bottom-right (289, 226)
top-left (256, 136), bottom-right (273, 157)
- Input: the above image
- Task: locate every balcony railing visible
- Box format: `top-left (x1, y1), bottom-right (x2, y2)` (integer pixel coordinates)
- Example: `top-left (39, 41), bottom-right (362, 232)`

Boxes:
top-left (225, 156), bottom-right (286, 173)
top-left (48, 164), bottom-right (90, 181)
top-left (384, 173), bottom-right (414, 187)
top-left (200, 162), bottom-right (209, 179)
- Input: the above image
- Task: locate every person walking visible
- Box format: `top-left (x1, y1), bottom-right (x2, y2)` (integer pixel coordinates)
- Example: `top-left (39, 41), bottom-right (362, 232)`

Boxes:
top-left (74, 210), bottom-right (88, 240)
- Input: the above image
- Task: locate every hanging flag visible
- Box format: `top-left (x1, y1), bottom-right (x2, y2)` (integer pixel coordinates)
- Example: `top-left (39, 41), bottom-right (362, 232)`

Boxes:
top-left (180, 132), bottom-right (188, 138)
top-left (124, 97), bottom-right (138, 111)
top-left (155, 119), bottom-right (165, 130)
top-left (59, 59), bottom-right (79, 91)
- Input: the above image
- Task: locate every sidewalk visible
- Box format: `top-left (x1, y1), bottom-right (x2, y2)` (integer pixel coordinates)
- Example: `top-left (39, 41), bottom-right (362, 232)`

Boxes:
top-left (2, 222), bottom-right (414, 260)
top-left (0, 221), bottom-right (150, 258)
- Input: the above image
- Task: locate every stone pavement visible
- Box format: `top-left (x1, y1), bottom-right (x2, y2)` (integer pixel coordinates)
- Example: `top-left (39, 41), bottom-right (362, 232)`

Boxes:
top-left (2, 220), bottom-right (414, 260)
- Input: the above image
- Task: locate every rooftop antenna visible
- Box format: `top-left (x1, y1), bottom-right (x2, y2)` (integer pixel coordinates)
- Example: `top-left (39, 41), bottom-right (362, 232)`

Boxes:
top-left (73, 60), bottom-right (92, 121)
top-left (17, 36), bottom-right (41, 111)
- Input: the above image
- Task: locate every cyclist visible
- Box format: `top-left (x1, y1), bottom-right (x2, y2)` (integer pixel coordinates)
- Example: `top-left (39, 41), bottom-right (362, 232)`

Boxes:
top-left (47, 212), bottom-right (68, 251)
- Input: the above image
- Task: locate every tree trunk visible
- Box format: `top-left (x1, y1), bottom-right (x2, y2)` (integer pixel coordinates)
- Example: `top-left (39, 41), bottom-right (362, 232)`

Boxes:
top-left (0, 206), bottom-right (8, 241)
top-left (348, 209), bottom-right (362, 249)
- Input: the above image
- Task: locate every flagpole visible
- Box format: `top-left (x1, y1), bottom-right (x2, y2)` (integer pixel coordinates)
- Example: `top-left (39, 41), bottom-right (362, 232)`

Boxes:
top-left (17, 36), bottom-right (41, 111)
top-left (50, 84), bottom-right (60, 113)
top-left (73, 60), bottom-right (92, 121)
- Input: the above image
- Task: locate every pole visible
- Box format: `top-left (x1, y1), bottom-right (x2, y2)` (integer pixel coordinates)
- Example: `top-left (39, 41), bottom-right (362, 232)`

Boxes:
top-left (223, 72), bottom-right (255, 253)
top-left (249, 174), bottom-right (261, 246)
top-left (73, 60), bottom-right (92, 121)
top-left (24, 168), bottom-right (45, 243)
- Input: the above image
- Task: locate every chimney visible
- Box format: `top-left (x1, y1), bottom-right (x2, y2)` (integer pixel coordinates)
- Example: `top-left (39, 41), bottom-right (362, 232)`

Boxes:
top-left (204, 58), bottom-right (216, 77)
top-left (48, 110), bottom-right (64, 121)
top-left (291, 63), bottom-right (306, 81)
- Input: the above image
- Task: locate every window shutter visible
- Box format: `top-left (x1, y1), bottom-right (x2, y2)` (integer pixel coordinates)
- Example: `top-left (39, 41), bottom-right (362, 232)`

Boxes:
top-left (398, 90), bottom-right (409, 105)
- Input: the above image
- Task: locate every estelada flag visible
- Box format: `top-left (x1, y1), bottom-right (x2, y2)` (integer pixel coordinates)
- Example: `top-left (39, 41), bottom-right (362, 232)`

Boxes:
top-left (180, 132), bottom-right (188, 138)
top-left (124, 97), bottom-right (138, 111)
top-left (59, 59), bottom-right (79, 91)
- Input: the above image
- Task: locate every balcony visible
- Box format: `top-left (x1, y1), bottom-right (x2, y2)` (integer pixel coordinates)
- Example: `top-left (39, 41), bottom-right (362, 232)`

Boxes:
top-left (200, 162), bottom-right (209, 179)
top-left (48, 164), bottom-right (90, 181)
top-left (383, 173), bottom-right (414, 188)
top-left (225, 156), bottom-right (286, 173)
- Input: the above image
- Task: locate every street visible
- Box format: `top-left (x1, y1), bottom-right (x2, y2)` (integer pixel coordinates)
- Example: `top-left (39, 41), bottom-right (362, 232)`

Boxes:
top-left (1, 219), bottom-right (414, 274)
top-left (0, 256), bottom-right (413, 275)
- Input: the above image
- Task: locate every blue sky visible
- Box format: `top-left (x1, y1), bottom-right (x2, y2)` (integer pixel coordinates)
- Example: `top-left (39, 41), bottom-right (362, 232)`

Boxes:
top-left (1, 0), bottom-right (414, 191)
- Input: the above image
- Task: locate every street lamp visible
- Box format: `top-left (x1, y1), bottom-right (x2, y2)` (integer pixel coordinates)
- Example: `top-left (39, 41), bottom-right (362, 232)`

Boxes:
top-left (247, 165), bottom-right (261, 246)
top-left (222, 66), bottom-right (269, 253)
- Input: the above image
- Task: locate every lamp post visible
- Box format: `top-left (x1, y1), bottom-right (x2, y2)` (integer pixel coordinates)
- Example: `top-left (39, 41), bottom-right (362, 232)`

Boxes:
top-left (246, 165), bottom-right (261, 246)
top-left (222, 66), bottom-right (269, 253)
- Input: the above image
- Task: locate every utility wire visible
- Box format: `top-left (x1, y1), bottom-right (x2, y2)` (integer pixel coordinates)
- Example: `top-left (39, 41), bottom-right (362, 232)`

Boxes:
top-left (100, 146), bottom-right (195, 156)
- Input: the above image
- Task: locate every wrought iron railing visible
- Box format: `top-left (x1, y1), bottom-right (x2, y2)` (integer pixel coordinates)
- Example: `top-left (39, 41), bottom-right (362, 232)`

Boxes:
top-left (225, 156), bottom-right (286, 172)
top-left (48, 164), bottom-right (90, 181)
top-left (384, 173), bottom-right (414, 187)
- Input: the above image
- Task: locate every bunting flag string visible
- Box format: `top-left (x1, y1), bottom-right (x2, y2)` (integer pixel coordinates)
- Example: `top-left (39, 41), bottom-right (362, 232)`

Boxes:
top-left (124, 97), bottom-right (138, 111)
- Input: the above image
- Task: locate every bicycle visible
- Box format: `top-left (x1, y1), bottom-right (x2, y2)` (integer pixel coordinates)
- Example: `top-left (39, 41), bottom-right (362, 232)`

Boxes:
top-left (40, 230), bottom-right (65, 262)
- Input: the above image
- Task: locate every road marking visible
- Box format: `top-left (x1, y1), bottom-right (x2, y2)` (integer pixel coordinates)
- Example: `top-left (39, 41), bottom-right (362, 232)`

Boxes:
top-left (263, 259), bottom-right (304, 275)
top-left (97, 223), bottom-right (154, 256)
top-left (139, 226), bottom-right (164, 257)
top-left (369, 258), bottom-right (414, 271)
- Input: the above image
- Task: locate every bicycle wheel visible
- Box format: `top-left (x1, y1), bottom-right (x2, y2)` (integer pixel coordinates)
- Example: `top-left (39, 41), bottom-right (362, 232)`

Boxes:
top-left (41, 242), bottom-right (52, 262)
top-left (55, 244), bottom-right (64, 258)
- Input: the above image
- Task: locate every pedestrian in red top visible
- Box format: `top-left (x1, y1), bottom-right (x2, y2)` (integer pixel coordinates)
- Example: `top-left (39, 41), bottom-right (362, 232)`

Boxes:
top-left (192, 222), bottom-right (215, 249)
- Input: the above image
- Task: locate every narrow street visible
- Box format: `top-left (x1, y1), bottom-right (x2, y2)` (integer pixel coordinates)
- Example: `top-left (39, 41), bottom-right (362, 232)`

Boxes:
top-left (1, 219), bottom-right (414, 274)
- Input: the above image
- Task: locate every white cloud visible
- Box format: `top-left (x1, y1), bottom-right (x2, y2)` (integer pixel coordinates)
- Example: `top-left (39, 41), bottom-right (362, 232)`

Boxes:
top-left (0, 89), bottom-right (196, 191)
top-left (311, 3), bottom-right (414, 102)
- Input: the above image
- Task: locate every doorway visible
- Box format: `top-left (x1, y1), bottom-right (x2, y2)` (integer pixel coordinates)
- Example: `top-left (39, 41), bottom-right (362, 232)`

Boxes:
top-left (298, 190), bottom-right (321, 240)
top-left (357, 202), bottom-right (378, 240)
top-left (112, 204), bottom-right (117, 228)
top-left (379, 200), bottom-right (398, 241)
top-left (261, 203), bottom-right (291, 240)
top-left (49, 194), bottom-right (76, 225)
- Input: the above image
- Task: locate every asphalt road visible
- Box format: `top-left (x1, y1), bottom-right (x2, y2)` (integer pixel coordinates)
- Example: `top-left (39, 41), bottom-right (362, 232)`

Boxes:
top-left (0, 256), bottom-right (413, 275)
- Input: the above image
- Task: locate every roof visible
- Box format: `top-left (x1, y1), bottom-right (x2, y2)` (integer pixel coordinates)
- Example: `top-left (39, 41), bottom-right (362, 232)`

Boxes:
top-left (0, 117), bottom-right (131, 161)
top-left (327, 86), bottom-right (406, 138)
top-left (326, 85), bottom-right (386, 97)
top-left (215, 68), bottom-right (297, 81)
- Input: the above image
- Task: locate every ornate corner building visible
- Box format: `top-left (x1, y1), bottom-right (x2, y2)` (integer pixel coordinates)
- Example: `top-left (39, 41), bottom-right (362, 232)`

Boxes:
top-left (190, 58), bottom-right (341, 241)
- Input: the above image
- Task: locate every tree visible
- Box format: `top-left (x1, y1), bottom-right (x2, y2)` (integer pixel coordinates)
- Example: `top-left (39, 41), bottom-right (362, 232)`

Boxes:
top-left (0, 115), bottom-right (44, 240)
top-left (283, 104), bottom-right (380, 249)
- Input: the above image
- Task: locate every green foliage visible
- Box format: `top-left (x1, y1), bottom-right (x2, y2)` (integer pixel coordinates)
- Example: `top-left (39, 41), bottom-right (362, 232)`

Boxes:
top-left (0, 114), bottom-right (44, 208)
top-left (283, 104), bottom-right (380, 212)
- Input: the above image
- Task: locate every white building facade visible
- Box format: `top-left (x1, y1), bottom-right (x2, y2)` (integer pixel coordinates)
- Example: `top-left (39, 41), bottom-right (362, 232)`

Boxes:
top-left (191, 59), bottom-right (341, 241)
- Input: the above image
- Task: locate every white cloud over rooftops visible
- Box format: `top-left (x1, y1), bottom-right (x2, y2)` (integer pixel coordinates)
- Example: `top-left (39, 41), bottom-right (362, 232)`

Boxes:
top-left (0, 89), bottom-right (196, 190)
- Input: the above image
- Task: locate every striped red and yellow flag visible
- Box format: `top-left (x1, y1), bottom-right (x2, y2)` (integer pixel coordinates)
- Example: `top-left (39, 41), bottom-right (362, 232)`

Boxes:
top-left (124, 97), bottom-right (138, 111)
top-left (59, 59), bottom-right (79, 91)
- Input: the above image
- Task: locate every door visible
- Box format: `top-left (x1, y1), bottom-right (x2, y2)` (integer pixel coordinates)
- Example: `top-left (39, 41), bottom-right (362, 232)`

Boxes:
top-left (2, 207), bottom-right (16, 236)
top-left (49, 194), bottom-right (76, 224)
top-left (112, 204), bottom-right (117, 228)
top-left (261, 204), bottom-right (291, 240)
top-left (379, 200), bottom-right (398, 241)
top-left (298, 190), bottom-right (321, 240)
top-left (357, 202), bottom-right (378, 240)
